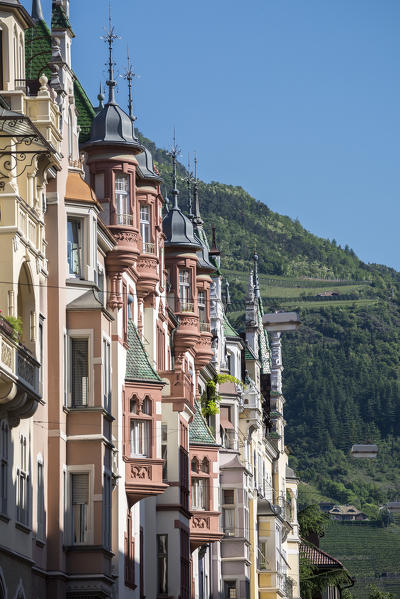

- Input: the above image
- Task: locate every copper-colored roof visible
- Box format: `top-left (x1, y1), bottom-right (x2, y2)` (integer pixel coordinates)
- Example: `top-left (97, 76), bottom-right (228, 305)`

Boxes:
top-left (65, 171), bottom-right (101, 208)
top-left (300, 542), bottom-right (344, 568)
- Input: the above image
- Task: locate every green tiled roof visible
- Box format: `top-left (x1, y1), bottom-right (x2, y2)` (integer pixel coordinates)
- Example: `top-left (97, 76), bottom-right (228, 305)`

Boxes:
top-left (224, 316), bottom-right (240, 339)
top-left (244, 345), bottom-right (258, 361)
top-left (189, 401), bottom-right (217, 446)
top-left (25, 20), bottom-right (52, 80)
top-left (74, 78), bottom-right (95, 143)
top-left (51, 3), bottom-right (74, 35)
top-left (125, 320), bottom-right (162, 383)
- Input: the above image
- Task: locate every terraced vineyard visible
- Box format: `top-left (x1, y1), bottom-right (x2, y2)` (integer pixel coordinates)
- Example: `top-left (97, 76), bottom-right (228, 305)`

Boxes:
top-left (321, 521), bottom-right (400, 598)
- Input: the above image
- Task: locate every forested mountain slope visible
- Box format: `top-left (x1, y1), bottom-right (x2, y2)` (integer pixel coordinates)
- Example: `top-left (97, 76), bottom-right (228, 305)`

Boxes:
top-left (140, 132), bottom-right (400, 510)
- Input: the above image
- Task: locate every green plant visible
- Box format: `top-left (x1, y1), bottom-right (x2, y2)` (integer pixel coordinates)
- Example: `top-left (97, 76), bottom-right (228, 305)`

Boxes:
top-left (2, 315), bottom-right (22, 341)
top-left (368, 584), bottom-right (395, 599)
top-left (201, 373), bottom-right (241, 416)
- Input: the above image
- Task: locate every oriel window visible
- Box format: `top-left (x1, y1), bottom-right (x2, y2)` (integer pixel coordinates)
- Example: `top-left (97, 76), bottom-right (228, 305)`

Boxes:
top-left (70, 338), bottom-right (89, 407)
top-left (67, 219), bottom-right (82, 277)
top-left (140, 204), bottom-right (152, 253)
top-left (115, 173), bottom-right (131, 225)
top-left (198, 290), bottom-right (206, 322)
top-left (179, 270), bottom-right (192, 311)
top-left (157, 534), bottom-right (168, 594)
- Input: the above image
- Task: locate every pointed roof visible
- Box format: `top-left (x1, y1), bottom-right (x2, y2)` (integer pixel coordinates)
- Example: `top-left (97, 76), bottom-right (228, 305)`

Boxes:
top-left (137, 147), bottom-right (161, 182)
top-left (125, 321), bottom-right (162, 383)
top-left (224, 316), bottom-right (240, 340)
top-left (300, 542), bottom-right (345, 569)
top-left (1, 0), bottom-right (33, 27)
top-left (51, 1), bottom-right (74, 36)
top-left (189, 401), bottom-right (217, 446)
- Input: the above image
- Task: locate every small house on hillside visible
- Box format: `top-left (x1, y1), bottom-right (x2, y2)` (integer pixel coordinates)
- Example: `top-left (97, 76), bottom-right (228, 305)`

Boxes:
top-left (316, 291), bottom-right (339, 297)
top-left (329, 505), bottom-right (368, 521)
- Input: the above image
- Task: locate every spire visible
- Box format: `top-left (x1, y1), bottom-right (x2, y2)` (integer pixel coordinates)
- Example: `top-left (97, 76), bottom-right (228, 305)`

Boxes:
top-left (102, 3), bottom-right (119, 105)
top-left (209, 225), bottom-right (220, 257)
top-left (186, 154), bottom-right (193, 219)
top-left (253, 250), bottom-right (260, 298)
top-left (123, 48), bottom-right (136, 123)
top-left (170, 130), bottom-right (180, 209)
top-left (247, 269), bottom-right (255, 303)
top-left (164, 189), bottom-right (170, 213)
top-left (32, 0), bottom-right (44, 21)
top-left (193, 153), bottom-right (204, 228)
top-left (225, 280), bottom-right (232, 311)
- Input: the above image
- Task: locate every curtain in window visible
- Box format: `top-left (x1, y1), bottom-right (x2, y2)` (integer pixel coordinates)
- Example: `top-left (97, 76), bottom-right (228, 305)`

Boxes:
top-left (71, 339), bottom-right (89, 406)
top-left (72, 473), bottom-right (88, 544)
top-left (130, 420), bottom-right (150, 457)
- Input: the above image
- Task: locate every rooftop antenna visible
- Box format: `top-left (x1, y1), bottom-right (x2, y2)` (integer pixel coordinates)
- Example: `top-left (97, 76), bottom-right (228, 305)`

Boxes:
top-left (101, 1), bottom-right (120, 105)
top-left (169, 128), bottom-right (181, 209)
top-left (123, 46), bottom-right (136, 123)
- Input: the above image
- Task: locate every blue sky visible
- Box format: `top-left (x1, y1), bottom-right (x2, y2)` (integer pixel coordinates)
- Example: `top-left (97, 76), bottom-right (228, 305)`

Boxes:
top-left (24, 0), bottom-right (400, 269)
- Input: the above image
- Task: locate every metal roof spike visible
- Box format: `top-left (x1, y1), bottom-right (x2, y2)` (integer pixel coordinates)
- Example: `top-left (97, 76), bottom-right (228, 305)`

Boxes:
top-left (32, 0), bottom-right (45, 21)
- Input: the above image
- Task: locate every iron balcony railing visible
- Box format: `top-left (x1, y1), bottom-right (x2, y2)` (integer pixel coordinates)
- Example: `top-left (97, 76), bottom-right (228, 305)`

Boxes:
top-left (199, 322), bottom-right (211, 333)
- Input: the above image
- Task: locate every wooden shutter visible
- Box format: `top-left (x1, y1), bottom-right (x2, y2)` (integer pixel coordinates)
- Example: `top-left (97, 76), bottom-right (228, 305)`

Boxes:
top-left (72, 473), bottom-right (88, 505)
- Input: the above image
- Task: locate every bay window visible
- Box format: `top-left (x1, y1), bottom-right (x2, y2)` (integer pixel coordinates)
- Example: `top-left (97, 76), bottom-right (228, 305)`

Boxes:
top-left (129, 397), bottom-right (152, 458)
top-left (191, 477), bottom-right (209, 510)
top-left (115, 173), bottom-right (131, 225)
top-left (198, 290), bottom-right (206, 323)
top-left (222, 489), bottom-right (235, 536)
top-left (67, 218), bottom-right (82, 277)
top-left (140, 204), bottom-right (153, 253)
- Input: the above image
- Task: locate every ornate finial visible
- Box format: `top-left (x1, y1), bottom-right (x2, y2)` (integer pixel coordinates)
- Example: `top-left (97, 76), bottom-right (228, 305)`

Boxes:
top-left (97, 82), bottom-right (105, 109)
top-left (225, 280), bottom-right (232, 311)
top-left (209, 225), bottom-right (220, 256)
top-left (169, 129), bottom-right (181, 209)
top-left (101, 2), bottom-right (120, 105)
top-left (186, 154), bottom-right (193, 218)
top-left (123, 47), bottom-right (136, 123)
top-left (247, 269), bottom-right (255, 302)
top-left (253, 249), bottom-right (260, 298)
top-left (193, 153), bottom-right (203, 227)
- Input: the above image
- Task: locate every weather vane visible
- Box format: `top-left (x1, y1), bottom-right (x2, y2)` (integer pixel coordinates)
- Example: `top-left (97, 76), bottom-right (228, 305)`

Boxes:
top-left (169, 129), bottom-right (181, 208)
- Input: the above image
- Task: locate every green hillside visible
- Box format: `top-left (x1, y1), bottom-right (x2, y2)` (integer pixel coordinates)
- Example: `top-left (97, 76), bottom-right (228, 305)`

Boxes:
top-left (321, 521), bottom-right (400, 598)
top-left (140, 130), bottom-right (400, 582)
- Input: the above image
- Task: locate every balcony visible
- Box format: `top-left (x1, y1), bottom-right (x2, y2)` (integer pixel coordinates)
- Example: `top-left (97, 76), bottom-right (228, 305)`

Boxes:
top-left (115, 213), bottom-right (134, 226)
top-left (190, 510), bottom-right (223, 550)
top-left (0, 321), bottom-right (41, 427)
top-left (200, 322), bottom-right (211, 333)
top-left (194, 328), bottom-right (213, 370)
top-left (142, 241), bottom-right (155, 255)
top-left (124, 457), bottom-right (167, 506)
top-left (258, 571), bottom-right (293, 599)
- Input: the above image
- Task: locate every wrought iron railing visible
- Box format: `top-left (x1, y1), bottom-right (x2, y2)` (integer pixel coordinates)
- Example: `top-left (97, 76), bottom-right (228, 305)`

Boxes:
top-left (17, 346), bottom-right (40, 394)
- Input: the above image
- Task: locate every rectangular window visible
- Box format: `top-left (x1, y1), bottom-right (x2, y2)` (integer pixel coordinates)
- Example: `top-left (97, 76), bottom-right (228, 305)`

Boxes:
top-left (97, 268), bottom-right (105, 306)
top-left (179, 270), bottom-right (192, 312)
top-left (258, 541), bottom-right (267, 570)
top-left (38, 320), bottom-right (43, 392)
top-left (125, 509), bottom-right (135, 588)
top-left (222, 490), bottom-right (235, 536)
top-left (115, 173), bottom-right (131, 225)
top-left (191, 477), bottom-right (208, 510)
top-left (103, 472), bottom-right (112, 550)
top-left (179, 447), bottom-right (189, 512)
top-left (67, 218), bottom-right (82, 277)
top-left (70, 338), bottom-right (89, 407)
top-left (198, 290), bottom-right (206, 323)
top-left (103, 339), bottom-right (111, 413)
top-left (37, 461), bottom-right (45, 540)
top-left (224, 581), bottom-right (237, 599)
top-left (0, 420), bottom-right (8, 515)
top-left (17, 435), bottom-right (29, 526)
top-left (140, 204), bottom-right (153, 253)
top-left (244, 504), bottom-right (250, 540)
top-left (157, 534), bottom-right (168, 594)
top-left (130, 420), bottom-right (150, 457)
top-left (161, 424), bottom-right (168, 481)
top-left (71, 472), bottom-right (89, 544)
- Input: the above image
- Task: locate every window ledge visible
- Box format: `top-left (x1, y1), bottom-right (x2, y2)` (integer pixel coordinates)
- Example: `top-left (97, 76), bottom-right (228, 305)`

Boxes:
top-left (15, 521), bottom-right (31, 534)
top-left (0, 513), bottom-right (10, 524)
top-left (66, 278), bottom-right (96, 288)
top-left (35, 538), bottom-right (45, 548)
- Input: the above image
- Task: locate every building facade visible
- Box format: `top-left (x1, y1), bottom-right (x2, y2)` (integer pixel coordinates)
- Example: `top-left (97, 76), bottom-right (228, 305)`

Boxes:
top-left (0, 1), bottom-right (300, 598)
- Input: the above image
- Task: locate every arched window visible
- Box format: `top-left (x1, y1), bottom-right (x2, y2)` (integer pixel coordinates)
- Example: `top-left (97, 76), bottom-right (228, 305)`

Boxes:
top-left (191, 457), bottom-right (198, 473)
top-left (17, 263), bottom-right (36, 354)
top-left (201, 458), bottom-right (209, 474)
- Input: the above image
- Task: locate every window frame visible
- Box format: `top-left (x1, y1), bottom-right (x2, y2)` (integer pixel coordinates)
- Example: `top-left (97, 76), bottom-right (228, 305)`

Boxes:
top-left (67, 330), bottom-right (93, 409)
top-left (103, 336), bottom-right (112, 413)
top-left (0, 420), bottom-right (9, 516)
top-left (139, 203), bottom-right (152, 253)
top-left (67, 217), bottom-right (83, 278)
top-left (16, 434), bottom-right (29, 527)
top-left (222, 489), bottom-right (235, 537)
top-left (179, 269), bottom-right (192, 312)
top-left (114, 172), bottom-right (131, 225)
top-left (67, 466), bottom-right (94, 546)
top-left (157, 534), bottom-right (168, 595)
top-left (129, 395), bottom-right (153, 458)
top-left (198, 289), bottom-right (206, 323)
top-left (36, 456), bottom-right (45, 542)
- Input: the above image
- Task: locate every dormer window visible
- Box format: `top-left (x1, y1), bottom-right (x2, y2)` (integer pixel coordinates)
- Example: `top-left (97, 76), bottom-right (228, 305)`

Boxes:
top-left (115, 173), bottom-right (131, 225)
top-left (140, 204), bottom-right (153, 253)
